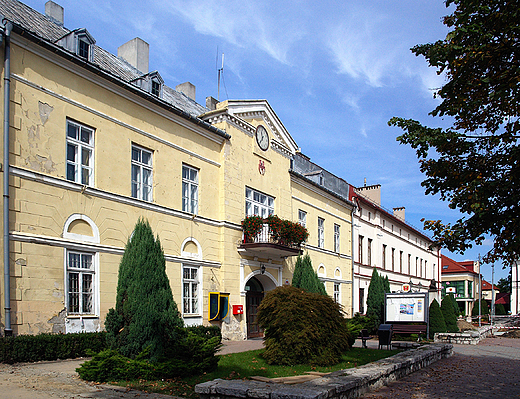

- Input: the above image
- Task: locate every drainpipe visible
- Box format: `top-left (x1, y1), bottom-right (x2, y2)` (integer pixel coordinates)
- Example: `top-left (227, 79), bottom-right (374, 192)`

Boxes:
top-left (2, 19), bottom-right (12, 336)
top-left (351, 207), bottom-right (355, 317)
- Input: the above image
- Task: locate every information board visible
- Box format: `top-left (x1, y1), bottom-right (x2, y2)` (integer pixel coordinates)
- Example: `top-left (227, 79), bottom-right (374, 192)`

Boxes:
top-left (385, 292), bottom-right (428, 323)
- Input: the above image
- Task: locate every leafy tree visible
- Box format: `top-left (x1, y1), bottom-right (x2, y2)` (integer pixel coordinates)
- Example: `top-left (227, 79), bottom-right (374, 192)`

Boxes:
top-left (257, 286), bottom-right (350, 366)
top-left (429, 299), bottom-right (447, 338)
top-left (497, 274), bottom-right (512, 293)
top-left (292, 253), bottom-right (327, 295)
top-left (389, 0), bottom-right (520, 265)
top-left (441, 295), bottom-right (459, 333)
top-left (105, 218), bottom-right (183, 361)
top-left (366, 269), bottom-right (385, 329)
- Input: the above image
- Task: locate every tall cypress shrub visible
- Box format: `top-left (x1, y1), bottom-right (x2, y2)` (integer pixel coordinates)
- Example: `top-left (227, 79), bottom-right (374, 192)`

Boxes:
top-left (429, 299), bottom-right (447, 339)
top-left (292, 253), bottom-right (327, 295)
top-left (382, 275), bottom-right (391, 294)
top-left (105, 218), bottom-right (183, 360)
top-left (441, 295), bottom-right (459, 333)
top-left (366, 269), bottom-right (385, 329)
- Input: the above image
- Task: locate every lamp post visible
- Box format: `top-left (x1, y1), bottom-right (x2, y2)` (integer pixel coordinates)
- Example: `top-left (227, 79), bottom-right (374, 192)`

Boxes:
top-left (491, 263), bottom-right (495, 326)
top-left (478, 254), bottom-right (482, 328)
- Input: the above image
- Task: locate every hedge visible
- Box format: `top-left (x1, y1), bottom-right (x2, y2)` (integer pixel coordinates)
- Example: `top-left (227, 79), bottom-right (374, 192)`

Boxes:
top-left (0, 332), bottom-right (108, 364)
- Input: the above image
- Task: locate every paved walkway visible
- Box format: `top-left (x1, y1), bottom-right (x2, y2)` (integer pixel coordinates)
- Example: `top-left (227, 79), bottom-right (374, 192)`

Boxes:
top-left (361, 336), bottom-right (520, 399)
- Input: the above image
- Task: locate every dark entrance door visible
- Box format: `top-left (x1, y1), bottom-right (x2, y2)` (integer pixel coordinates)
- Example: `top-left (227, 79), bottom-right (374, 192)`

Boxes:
top-left (246, 276), bottom-right (264, 338)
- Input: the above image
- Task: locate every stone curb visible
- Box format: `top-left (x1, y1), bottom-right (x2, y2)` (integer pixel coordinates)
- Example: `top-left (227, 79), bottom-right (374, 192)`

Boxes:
top-left (434, 325), bottom-right (493, 345)
top-left (195, 343), bottom-right (453, 399)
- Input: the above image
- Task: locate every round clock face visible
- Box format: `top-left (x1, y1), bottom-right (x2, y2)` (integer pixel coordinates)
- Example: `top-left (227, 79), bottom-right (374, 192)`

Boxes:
top-left (256, 125), bottom-right (269, 151)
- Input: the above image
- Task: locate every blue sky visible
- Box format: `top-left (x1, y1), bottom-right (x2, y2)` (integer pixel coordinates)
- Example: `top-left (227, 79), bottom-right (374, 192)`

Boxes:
top-left (23, 0), bottom-right (508, 283)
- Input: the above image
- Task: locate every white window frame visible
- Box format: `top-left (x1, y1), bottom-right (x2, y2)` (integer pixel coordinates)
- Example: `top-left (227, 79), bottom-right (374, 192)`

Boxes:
top-left (318, 217), bottom-right (325, 248)
top-left (182, 266), bottom-right (200, 315)
top-left (334, 224), bottom-right (340, 253)
top-left (245, 187), bottom-right (274, 217)
top-left (131, 144), bottom-right (153, 201)
top-left (182, 165), bottom-right (199, 214)
top-left (298, 209), bottom-right (307, 227)
top-left (334, 282), bottom-right (340, 303)
top-left (66, 119), bottom-right (94, 185)
top-left (66, 250), bottom-right (95, 315)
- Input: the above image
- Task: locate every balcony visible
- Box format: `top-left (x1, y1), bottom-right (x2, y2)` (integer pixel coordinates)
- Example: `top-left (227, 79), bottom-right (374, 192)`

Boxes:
top-left (238, 215), bottom-right (308, 259)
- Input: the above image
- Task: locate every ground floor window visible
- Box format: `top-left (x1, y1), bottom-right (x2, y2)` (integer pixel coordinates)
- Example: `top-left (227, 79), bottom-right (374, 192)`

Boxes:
top-left (183, 266), bottom-right (200, 314)
top-left (334, 283), bottom-right (340, 303)
top-left (67, 251), bottom-right (94, 314)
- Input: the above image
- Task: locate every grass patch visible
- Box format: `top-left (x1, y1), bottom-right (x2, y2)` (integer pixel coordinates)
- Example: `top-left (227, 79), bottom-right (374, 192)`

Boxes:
top-left (112, 347), bottom-right (398, 398)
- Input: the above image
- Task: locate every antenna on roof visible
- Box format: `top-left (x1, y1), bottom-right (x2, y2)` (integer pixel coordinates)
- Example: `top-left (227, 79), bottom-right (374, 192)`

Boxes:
top-left (217, 52), bottom-right (224, 101)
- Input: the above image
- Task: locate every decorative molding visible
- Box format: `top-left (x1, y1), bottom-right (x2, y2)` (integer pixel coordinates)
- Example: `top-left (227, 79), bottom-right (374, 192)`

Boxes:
top-left (10, 166), bottom-right (242, 232)
top-left (303, 243), bottom-right (352, 259)
top-left (11, 231), bottom-right (221, 268)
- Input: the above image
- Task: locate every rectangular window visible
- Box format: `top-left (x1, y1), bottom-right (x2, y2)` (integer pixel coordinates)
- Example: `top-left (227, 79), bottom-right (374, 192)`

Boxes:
top-left (425, 261), bottom-right (428, 279)
top-left (400, 251), bottom-right (403, 274)
top-left (182, 165), bottom-right (199, 214)
top-left (359, 288), bottom-right (365, 314)
top-left (391, 248), bottom-right (395, 271)
top-left (408, 254), bottom-right (411, 275)
top-left (183, 266), bottom-right (199, 314)
top-left (67, 251), bottom-right (94, 314)
top-left (420, 259), bottom-right (423, 277)
top-left (416, 257), bottom-right (419, 276)
top-left (78, 38), bottom-right (90, 59)
top-left (318, 217), bottom-right (324, 248)
top-left (358, 235), bottom-right (363, 263)
top-left (131, 145), bottom-right (153, 201)
top-left (298, 210), bottom-right (307, 227)
top-left (245, 187), bottom-right (274, 217)
top-left (66, 120), bottom-right (94, 185)
top-left (367, 238), bottom-right (372, 266)
top-left (151, 80), bottom-right (161, 96)
top-left (382, 244), bottom-right (387, 269)
top-left (334, 224), bottom-right (340, 253)
top-left (334, 283), bottom-right (340, 303)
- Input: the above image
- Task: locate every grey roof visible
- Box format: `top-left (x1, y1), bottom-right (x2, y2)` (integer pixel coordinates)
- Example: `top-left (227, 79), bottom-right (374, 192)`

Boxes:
top-left (0, 0), bottom-right (209, 120)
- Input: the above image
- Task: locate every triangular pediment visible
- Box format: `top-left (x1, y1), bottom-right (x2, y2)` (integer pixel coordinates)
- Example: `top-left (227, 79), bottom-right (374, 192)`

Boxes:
top-left (225, 100), bottom-right (299, 155)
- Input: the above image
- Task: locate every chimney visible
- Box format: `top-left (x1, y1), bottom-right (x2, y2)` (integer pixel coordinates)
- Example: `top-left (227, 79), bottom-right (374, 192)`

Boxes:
top-left (118, 38), bottom-right (149, 73)
top-left (176, 82), bottom-right (196, 101)
top-left (355, 184), bottom-right (381, 206)
top-left (206, 96), bottom-right (218, 110)
top-left (45, 1), bottom-right (64, 26)
top-left (393, 207), bottom-right (405, 221)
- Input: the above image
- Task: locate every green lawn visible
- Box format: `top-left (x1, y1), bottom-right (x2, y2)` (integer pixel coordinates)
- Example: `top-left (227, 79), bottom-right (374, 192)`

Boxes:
top-left (115, 347), bottom-right (399, 398)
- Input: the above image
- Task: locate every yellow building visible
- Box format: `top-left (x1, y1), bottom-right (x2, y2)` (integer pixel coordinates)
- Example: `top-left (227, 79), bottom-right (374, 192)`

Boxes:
top-left (0, 0), bottom-right (353, 339)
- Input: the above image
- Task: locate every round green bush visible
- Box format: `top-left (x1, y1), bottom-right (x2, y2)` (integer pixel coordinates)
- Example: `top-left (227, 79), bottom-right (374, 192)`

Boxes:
top-left (258, 285), bottom-right (350, 366)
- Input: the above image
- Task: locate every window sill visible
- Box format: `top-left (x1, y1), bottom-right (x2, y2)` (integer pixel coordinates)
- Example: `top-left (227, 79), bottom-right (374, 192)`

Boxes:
top-left (67, 314), bottom-right (99, 319)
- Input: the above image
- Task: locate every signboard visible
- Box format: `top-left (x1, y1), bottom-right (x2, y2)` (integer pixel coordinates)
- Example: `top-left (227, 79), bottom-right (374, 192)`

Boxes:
top-left (402, 284), bottom-right (411, 293)
top-left (385, 292), bottom-right (429, 323)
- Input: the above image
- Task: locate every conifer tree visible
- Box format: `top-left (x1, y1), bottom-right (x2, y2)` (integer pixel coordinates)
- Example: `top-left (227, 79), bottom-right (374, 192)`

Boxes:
top-left (441, 295), bottom-right (459, 333)
top-left (292, 253), bottom-right (327, 295)
top-left (105, 218), bottom-right (183, 360)
top-left (429, 299), bottom-right (447, 339)
top-left (382, 275), bottom-right (391, 294)
top-left (366, 269), bottom-right (385, 329)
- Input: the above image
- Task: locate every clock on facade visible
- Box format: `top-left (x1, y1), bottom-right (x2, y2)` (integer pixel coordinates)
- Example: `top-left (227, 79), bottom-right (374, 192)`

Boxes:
top-left (255, 125), bottom-right (269, 151)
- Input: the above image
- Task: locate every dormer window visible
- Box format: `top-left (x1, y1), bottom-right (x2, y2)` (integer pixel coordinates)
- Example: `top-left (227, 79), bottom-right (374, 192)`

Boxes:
top-left (56, 28), bottom-right (96, 62)
top-left (130, 71), bottom-right (164, 98)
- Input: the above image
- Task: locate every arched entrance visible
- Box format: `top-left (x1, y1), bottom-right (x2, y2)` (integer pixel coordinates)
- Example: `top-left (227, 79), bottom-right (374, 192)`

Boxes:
top-left (246, 276), bottom-right (264, 338)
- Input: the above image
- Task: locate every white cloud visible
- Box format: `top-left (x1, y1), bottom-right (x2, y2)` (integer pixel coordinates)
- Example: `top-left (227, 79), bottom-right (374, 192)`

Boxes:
top-left (157, 0), bottom-right (305, 65)
top-left (324, 9), bottom-right (403, 87)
